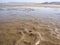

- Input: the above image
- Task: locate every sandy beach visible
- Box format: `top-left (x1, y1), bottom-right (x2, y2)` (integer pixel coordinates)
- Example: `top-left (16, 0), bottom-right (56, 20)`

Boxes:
top-left (1, 4), bottom-right (60, 8)
top-left (0, 5), bottom-right (60, 45)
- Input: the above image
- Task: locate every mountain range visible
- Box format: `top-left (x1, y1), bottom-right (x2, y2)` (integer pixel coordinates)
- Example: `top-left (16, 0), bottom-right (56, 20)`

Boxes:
top-left (42, 2), bottom-right (60, 4)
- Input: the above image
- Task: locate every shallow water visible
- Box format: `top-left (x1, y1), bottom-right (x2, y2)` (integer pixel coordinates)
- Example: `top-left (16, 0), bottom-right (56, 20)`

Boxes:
top-left (0, 6), bottom-right (60, 21)
top-left (0, 6), bottom-right (60, 25)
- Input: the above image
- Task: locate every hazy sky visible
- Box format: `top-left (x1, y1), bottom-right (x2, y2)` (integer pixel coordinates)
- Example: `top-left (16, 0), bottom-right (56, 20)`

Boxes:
top-left (0, 0), bottom-right (60, 3)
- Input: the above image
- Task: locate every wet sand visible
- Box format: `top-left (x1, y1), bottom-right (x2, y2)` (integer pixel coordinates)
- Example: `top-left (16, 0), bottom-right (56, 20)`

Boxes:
top-left (1, 4), bottom-right (60, 8)
top-left (0, 19), bottom-right (60, 45)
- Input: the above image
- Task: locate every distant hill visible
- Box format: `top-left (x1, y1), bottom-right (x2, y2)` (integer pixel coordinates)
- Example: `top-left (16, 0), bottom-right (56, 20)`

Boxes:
top-left (42, 2), bottom-right (60, 4)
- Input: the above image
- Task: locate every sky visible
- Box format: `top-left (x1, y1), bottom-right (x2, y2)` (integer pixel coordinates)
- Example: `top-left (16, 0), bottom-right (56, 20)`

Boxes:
top-left (0, 0), bottom-right (60, 3)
